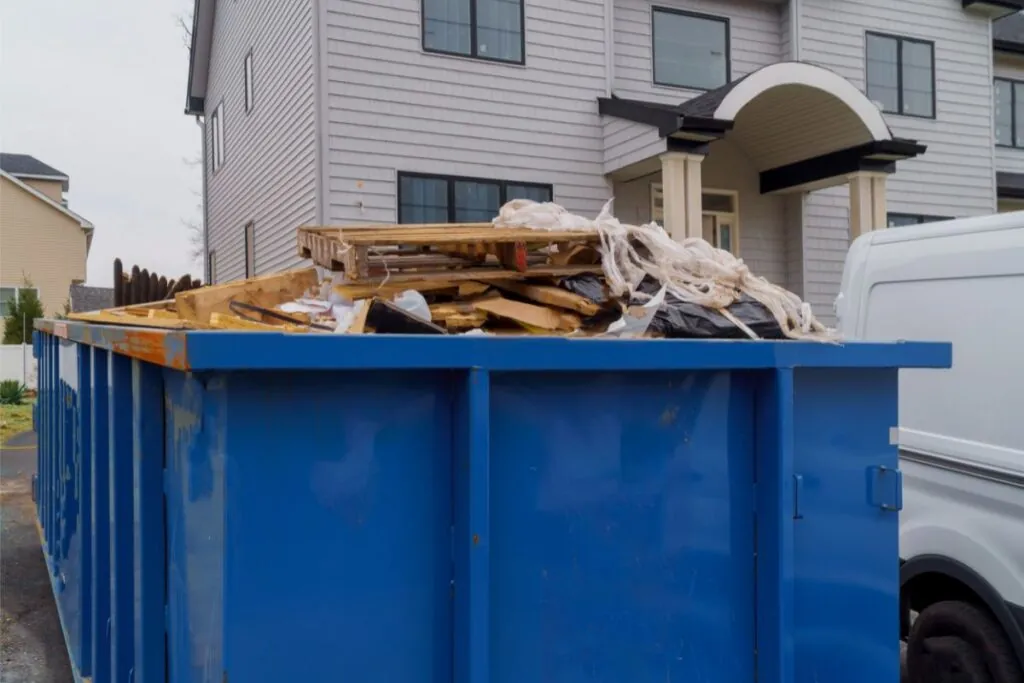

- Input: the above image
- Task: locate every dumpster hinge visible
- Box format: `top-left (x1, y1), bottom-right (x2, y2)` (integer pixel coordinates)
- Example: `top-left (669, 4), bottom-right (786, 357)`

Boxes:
top-left (868, 466), bottom-right (903, 512)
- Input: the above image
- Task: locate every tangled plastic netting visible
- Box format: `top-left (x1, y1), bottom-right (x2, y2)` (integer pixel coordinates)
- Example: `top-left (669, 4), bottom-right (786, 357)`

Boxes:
top-left (492, 198), bottom-right (836, 341)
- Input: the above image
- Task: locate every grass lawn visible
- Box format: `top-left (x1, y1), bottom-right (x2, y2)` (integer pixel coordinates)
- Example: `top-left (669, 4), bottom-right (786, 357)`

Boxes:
top-left (0, 402), bottom-right (34, 445)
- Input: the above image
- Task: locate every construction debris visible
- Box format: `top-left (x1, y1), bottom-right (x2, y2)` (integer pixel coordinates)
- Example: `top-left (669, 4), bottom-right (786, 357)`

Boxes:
top-left (67, 201), bottom-right (835, 340)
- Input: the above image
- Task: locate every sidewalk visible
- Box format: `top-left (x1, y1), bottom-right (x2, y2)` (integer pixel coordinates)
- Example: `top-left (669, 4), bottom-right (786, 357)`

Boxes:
top-left (0, 431), bottom-right (72, 683)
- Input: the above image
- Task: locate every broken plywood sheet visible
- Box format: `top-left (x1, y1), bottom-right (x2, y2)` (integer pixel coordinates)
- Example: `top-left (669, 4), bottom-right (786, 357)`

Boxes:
top-left (175, 268), bottom-right (319, 324)
top-left (472, 296), bottom-right (581, 332)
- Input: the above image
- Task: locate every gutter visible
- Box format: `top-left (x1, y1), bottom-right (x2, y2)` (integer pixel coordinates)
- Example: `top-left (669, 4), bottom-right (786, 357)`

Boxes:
top-left (605, 0), bottom-right (614, 96)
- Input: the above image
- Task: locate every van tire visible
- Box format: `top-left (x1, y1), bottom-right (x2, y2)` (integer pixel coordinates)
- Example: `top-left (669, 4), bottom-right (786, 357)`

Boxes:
top-left (906, 600), bottom-right (1024, 683)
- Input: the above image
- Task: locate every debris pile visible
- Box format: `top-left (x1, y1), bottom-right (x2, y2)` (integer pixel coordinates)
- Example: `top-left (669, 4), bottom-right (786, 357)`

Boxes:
top-left (68, 201), bottom-right (835, 340)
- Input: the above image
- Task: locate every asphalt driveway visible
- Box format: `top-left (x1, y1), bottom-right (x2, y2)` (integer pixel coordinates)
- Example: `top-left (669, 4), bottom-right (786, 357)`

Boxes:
top-left (0, 431), bottom-right (72, 683)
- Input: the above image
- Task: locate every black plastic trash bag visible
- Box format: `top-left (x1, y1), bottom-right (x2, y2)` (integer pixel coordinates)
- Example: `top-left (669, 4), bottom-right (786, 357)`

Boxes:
top-left (559, 274), bottom-right (785, 339)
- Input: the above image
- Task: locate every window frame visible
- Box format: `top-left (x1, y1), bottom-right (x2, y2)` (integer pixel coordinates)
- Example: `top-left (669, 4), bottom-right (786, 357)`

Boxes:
top-left (994, 77), bottom-right (1024, 149)
top-left (650, 6), bottom-right (731, 92)
top-left (0, 286), bottom-right (40, 318)
top-left (208, 249), bottom-right (217, 284)
top-left (244, 49), bottom-right (255, 114)
top-left (244, 222), bottom-right (256, 278)
top-left (211, 102), bottom-right (225, 172)
top-left (865, 31), bottom-right (936, 120)
top-left (420, 0), bottom-right (527, 66)
top-left (886, 212), bottom-right (952, 227)
top-left (397, 171), bottom-right (552, 223)
top-left (651, 184), bottom-right (740, 254)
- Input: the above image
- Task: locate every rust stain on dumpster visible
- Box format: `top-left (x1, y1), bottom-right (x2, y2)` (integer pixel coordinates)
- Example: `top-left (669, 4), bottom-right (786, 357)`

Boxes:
top-left (112, 330), bottom-right (188, 369)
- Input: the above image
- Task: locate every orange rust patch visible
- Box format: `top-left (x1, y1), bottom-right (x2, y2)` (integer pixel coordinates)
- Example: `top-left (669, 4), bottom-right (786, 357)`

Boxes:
top-left (111, 330), bottom-right (188, 370)
top-left (472, 533), bottom-right (480, 546)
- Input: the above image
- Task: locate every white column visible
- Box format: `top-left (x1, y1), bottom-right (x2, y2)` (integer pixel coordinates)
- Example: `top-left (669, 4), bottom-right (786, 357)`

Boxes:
top-left (660, 151), bottom-right (704, 242)
top-left (847, 171), bottom-right (888, 241)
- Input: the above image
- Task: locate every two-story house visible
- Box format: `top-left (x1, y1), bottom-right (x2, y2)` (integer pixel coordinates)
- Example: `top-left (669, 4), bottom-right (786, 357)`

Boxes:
top-left (184, 0), bottom-right (1022, 323)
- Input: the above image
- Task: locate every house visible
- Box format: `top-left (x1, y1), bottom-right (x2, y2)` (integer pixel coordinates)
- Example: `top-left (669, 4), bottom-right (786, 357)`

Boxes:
top-left (993, 11), bottom-right (1024, 212)
top-left (0, 153), bottom-right (93, 335)
top-left (184, 0), bottom-right (1023, 323)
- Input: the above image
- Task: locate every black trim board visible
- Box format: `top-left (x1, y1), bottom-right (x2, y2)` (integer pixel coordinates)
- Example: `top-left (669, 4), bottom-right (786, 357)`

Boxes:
top-left (597, 96), bottom-right (733, 139)
top-left (901, 554), bottom-right (1024, 668)
top-left (964, 0), bottom-right (1024, 18)
top-left (998, 171), bottom-right (1024, 200)
top-left (760, 139), bottom-right (927, 194)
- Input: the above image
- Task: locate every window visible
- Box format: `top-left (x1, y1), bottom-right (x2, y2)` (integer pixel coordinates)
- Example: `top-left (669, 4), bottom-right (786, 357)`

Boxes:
top-left (244, 222), bottom-right (255, 277)
top-left (886, 213), bottom-right (951, 227)
top-left (244, 50), bottom-right (254, 113)
top-left (865, 32), bottom-right (934, 118)
top-left (652, 8), bottom-right (729, 91)
top-left (651, 185), bottom-right (739, 254)
top-left (208, 249), bottom-right (217, 284)
top-left (994, 78), bottom-right (1024, 148)
top-left (0, 287), bottom-right (39, 317)
top-left (398, 172), bottom-right (552, 223)
top-left (211, 102), bottom-right (225, 172)
top-left (422, 0), bottom-right (524, 64)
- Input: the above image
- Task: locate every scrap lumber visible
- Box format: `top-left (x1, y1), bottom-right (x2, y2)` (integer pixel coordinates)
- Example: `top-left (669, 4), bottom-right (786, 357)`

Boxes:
top-left (209, 313), bottom-right (307, 333)
top-left (472, 296), bottom-right (581, 332)
top-left (175, 268), bottom-right (319, 324)
top-left (348, 298), bottom-right (447, 335)
top-left (69, 310), bottom-right (201, 330)
top-left (491, 280), bottom-right (600, 316)
top-left (334, 280), bottom-right (459, 301)
top-left (458, 282), bottom-right (490, 297)
top-left (344, 264), bottom-right (602, 287)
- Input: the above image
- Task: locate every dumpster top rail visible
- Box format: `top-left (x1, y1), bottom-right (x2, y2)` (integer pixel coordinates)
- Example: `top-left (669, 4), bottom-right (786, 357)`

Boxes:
top-left (34, 318), bottom-right (952, 373)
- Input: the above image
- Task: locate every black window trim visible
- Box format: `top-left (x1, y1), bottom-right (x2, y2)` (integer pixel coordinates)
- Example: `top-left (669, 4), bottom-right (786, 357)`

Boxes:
top-left (397, 171), bottom-right (553, 223)
top-left (994, 76), bottom-right (1024, 149)
top-left (243, 221), bottom-right (255, 278)
top-left (887, 212), bottom-right (953, 227)
top-left (865, 31), bottom-right (936, 120)
top-left (420, 0), bottom-right (527, 66)
top-left (243, 48), bottom-right (254, 115)
top-left (650, 6), bottom-right (731, 92)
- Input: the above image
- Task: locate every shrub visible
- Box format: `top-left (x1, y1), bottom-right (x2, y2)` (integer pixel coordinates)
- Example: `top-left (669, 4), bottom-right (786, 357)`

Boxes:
top-left (0, 380), bottom-right (27, 406)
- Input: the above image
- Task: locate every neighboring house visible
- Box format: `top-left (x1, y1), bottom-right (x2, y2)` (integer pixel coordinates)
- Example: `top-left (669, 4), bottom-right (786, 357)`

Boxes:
top-left (0, 153), bottom-right (93, 335)
top-left (184, 0), bottom-right (1022, 323)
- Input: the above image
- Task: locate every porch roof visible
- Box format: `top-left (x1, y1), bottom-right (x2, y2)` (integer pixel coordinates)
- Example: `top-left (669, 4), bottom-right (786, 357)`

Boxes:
top-left (598, 62), bottom-right (927, 194)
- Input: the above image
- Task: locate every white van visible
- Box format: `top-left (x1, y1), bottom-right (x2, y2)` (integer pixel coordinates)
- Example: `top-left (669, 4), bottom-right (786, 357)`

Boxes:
top-left (836, 212), bottom-right (1024, 683)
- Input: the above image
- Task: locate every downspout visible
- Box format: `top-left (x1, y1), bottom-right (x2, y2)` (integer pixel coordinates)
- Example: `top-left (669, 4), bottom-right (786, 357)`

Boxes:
top-left (790, 0), bottom-right (800, 61)
top-left (312, 0), bottom-right (329, 226)
top-left (605, 0), bottom-right (614, 96)
top-left (195, 115), bottom-right (210, 282)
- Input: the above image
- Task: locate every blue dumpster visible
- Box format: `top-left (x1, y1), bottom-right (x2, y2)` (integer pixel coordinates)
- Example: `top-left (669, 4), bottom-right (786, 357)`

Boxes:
top-left (32, 319), bottom-right (950, 683)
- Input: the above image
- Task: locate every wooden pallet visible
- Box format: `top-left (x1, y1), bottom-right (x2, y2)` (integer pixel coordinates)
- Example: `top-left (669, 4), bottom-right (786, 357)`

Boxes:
top-left (297, 223), bottom-right (601, 282)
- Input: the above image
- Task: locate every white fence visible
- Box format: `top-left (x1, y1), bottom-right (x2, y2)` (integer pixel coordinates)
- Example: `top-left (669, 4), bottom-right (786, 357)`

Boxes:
top-left (0, 344), bottom-right (37, 389)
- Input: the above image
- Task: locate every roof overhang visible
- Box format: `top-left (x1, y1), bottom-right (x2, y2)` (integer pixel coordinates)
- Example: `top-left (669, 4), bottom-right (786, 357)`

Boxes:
top-left (964, 0), bottom-right (1024, 19)
top-left (597, 97), bottom-right (732, 143)
top-left (9, 172), bottom-right (70, 192)
top-left (184, 0), bottom-right (215, 116)
top-left (761, 139), bottom-right (928, 194)
top-left (0, 170), bottom-right (94, 231)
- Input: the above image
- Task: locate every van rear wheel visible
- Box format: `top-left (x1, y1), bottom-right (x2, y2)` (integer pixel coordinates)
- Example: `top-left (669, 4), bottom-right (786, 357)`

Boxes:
top-left (906, 600), bottom-right (1024, 683)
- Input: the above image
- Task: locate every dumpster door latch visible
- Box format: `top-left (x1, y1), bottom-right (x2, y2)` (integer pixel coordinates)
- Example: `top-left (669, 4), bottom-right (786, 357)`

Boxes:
top-left (868, 466), bottom-right (903, 512)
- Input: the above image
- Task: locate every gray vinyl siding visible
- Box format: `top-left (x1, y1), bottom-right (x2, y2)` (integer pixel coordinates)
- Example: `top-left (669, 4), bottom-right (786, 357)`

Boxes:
top-left (613, 0), bottom-right (782, 105)
top-left (324, 0), bottom-right (611, 223)
top-left (204, 0), bottom-right (317, 283)
top-left (798, 0), bottom-right (996, 322)
top-left (603, 119), bottom-right (667, 174)
top-left (994, 52), bottom-right (1024, 175)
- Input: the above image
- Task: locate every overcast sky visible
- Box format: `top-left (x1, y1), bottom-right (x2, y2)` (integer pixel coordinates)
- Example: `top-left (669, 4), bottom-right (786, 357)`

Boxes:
top-left (2, 0), bottom-right (202, 287)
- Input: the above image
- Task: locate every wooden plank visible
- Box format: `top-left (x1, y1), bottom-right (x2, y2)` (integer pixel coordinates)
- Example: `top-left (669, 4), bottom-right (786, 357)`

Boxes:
top-left (444, 311), bottom-right (488, 330)
top-left (341, 264), bottom-right (603, 286)
top-left (491, 280), bottom-right (601, 316)
top-left (70, 311), bottom-right (200, 330)
top-left (175, 268), bottom-right (320, 324)
top-left (208, 313), bottom-right (307, 333)
top-left (472, 296), bottom-right (581, 332)
top-left (458, 282), bottom-right (491, 297)
top-left (298, 225), bottom-right (599, 247)
top-left (147, 309), bottom-right (180, 320)
top-left (333, 280), bottom-right (458, 300)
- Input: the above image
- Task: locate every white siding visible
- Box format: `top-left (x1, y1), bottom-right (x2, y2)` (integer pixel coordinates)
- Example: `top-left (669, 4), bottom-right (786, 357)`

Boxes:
top-left (603, 118), bottom-right (667, 174)
top-left (324, 0), bottom-right (612, 223)
top-left (204, 0), bottom-right (317, 283)
top-left (995, 52), bottom-right (1024, 174)
top-left (613, 0), bottom-right (782, 105)
top-left (799, 0), bottom-right (996, 322)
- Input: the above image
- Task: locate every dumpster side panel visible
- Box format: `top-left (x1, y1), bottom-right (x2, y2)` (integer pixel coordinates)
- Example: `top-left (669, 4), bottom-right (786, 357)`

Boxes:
top-left (90, 347), bottom-right (112, 683)
top-left (485, 370), bottom-right (757, 683)
top-left (109, 352), bottom-right (136, 682)
top-left (791, 368), bottom-right (901, 683)
top-left (217, 370), bottom-right (454, 683)
top-left (165, 370), bottom-right (226, 683)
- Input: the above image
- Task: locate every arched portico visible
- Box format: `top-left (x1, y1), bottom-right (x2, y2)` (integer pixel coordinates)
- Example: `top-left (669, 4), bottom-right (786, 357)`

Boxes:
top-left (598, 62), bottom-right (926, 248)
